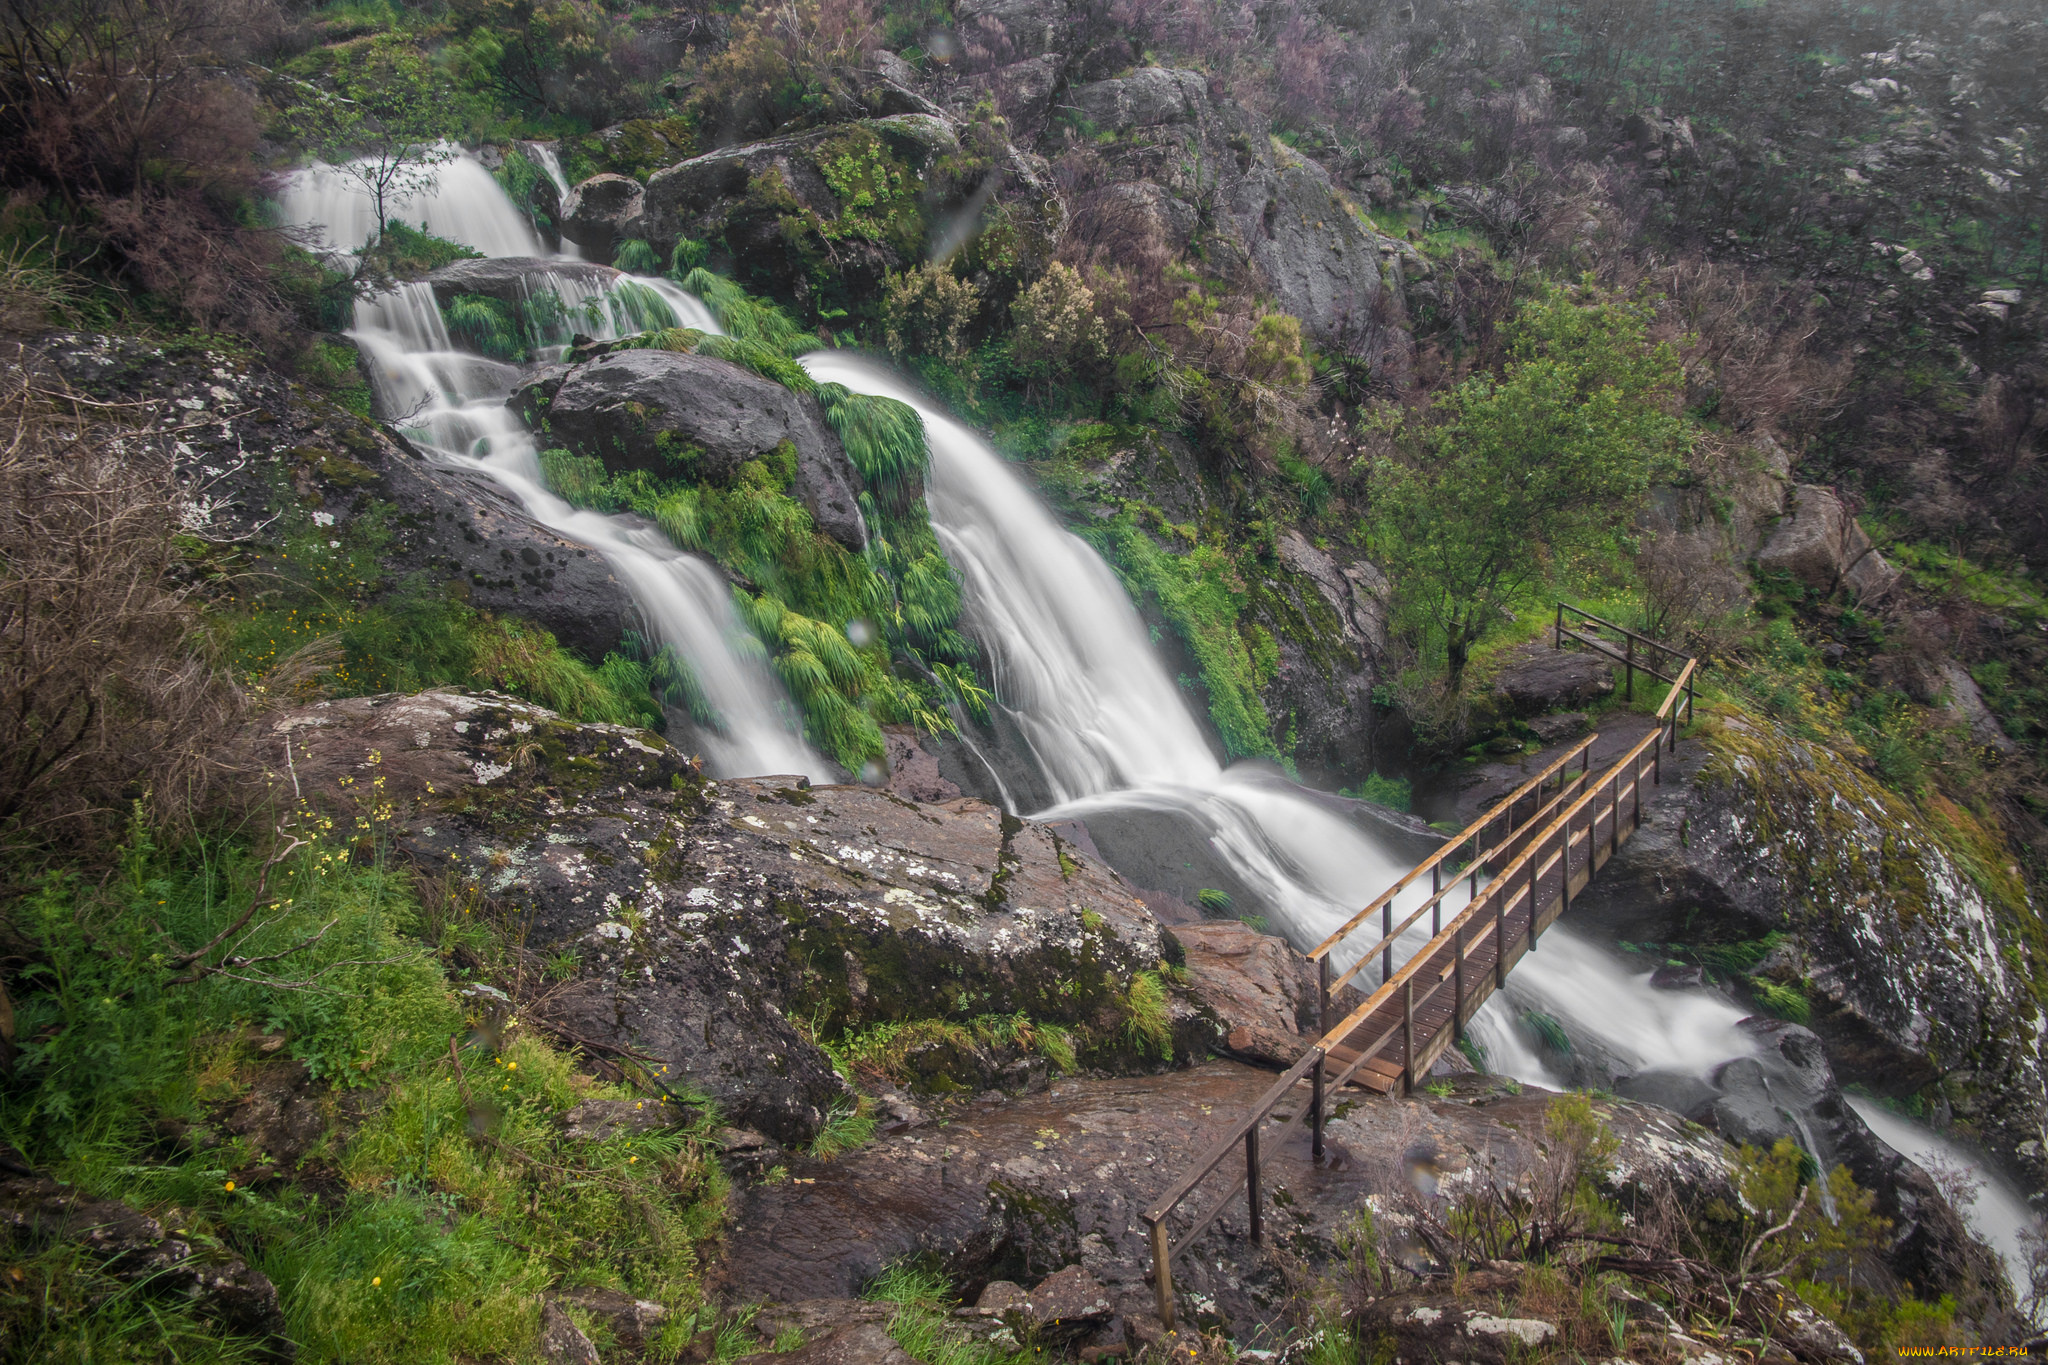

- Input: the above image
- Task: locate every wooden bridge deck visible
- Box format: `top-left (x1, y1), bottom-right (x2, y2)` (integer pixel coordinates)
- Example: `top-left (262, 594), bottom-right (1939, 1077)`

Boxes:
top-left (1137, 611), bottom-right (1697, 1328)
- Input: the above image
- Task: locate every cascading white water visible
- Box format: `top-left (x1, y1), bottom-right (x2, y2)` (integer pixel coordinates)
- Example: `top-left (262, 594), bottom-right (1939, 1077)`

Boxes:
top-left (1465, 926), bottom-right (1757, 1087)
top-left (800, 353), bottom-right (1429, 952)
top-left (1849, 1097), bottom-right (2043, 1301)
top-left (288, 153), bottom-right (827, 781)
top-left (526, 142), bottom-right (573, 201)
top-left (278, 151), bottom-right (545, 259)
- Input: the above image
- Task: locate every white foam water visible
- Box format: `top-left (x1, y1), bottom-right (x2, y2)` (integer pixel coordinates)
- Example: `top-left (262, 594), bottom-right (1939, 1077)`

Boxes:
top-left (291, 152), bottom-right (825, 780)
top-left (1465, 925), bottom-right (1758, 1086)
top-left (278, 150), bottom-right (545, 259)
top-left (799, 353), bottom-right (1434, 957)
top-left (1849, 1096), bottom-right (2043, 1302)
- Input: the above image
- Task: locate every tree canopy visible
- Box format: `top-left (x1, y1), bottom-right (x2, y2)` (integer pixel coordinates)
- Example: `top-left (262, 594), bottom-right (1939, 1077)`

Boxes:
top-left (1364, 282), bottom-right (1691, 686)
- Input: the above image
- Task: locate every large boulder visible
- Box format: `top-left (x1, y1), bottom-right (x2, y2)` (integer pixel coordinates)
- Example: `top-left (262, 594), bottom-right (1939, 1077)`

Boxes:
top-left (635, 115), bottom-right (961, 308)
top-left (40, 332), bottom-right (635, 663)
top-left (246, 688), bottom-right (1205, 1143)
top-left (1569, 710), bottom-right (2048, 1199)
top-left (1755, 482), bottom-right (1900, 599)
top-left (1489, 642), bottom-right (1616, 716)
top-left (513, 348), bottom-right (868, 550)
top-left (425, 256), bottom-right (619, 308)
top-left (559, 173), bottom-right (647, 261)
top-left (1169, 919), bottom-right (1366, 1067)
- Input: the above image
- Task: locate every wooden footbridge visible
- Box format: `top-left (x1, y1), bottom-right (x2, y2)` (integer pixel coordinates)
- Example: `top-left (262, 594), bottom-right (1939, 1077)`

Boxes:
top-left (1141, 607), bottom-right (1697, 1326)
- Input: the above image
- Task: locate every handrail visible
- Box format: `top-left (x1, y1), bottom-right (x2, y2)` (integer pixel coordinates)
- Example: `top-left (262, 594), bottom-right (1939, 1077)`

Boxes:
top-left (1556, 602), bottom-right (1690, 664)
top-left (1307, 733), bottom-right (1598, 963)
top-left (1557, 602), bottom-right (1699, 708)
top-left (1139, 634), bottom-right (1699, 1331)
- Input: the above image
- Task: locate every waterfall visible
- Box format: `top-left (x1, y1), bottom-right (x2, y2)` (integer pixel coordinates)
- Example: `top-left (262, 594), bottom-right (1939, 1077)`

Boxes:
top-left (290, 152), bottom-right (827, 781)
top-left (1465, 926), bottom-right (1757, 1085)
top-left (800, 353), bottom-right (1427, 954)
top-left (278, 150), bottom-right (544, 259)
top-left (526, 142), bottom-right (573, 200)
top-left (1849, 1097), bottom-right (2043, 1302)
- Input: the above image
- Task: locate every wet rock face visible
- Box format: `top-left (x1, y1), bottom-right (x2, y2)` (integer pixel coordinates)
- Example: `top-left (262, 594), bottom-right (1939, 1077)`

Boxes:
top-left (710, 1065), bottom-right (1734, 1339)
top-left (1573, 711), bottom-right (2048, 1193)
top-left (560, 173), bottom-right (649, 261)
top-left (1265, 531), bottom-right (1394, 788)
top-left (36, 333), bottom-right (635, 664)
top-left (425, 256), bottom-right (620, 308)
top-left (1616, 1017), bottom-right (2006, 1306)
top-left (249, 688), bottom-right (1200, 1144)
top-left (0, 1173), bottom-right (289, 1345)
top-left (513, 348), bottom-right (868, 551)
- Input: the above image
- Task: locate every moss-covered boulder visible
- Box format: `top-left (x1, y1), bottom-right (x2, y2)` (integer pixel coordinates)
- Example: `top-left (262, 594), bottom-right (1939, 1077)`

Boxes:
top-left (1573, 707), bottom-right (2047, 1192)
top-left (634, 115), bottom-right (962, 314)
top-left (38, 331), bottom-right (635, 663)
top-left (512, 347), bottom-right (869, 551)
top-left (248, 688), bottom-right (1276, 1144)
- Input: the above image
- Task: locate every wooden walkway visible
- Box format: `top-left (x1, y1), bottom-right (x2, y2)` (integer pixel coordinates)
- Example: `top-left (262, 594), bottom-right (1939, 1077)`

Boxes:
top-left (1139, 609), bottom-right (1697, 1327)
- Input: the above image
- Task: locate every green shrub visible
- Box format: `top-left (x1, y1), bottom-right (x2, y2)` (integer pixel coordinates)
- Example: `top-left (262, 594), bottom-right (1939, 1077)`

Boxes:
top-left (444, 294), bottom-right (522, 360)
top-left (1123, 972), bottom-right (1173, 1059)
top-left (1753, 979), bottom-right (1813, 1024)
top-left (1196, 888), bottom-right (1233, 914)
top-left (816, 385), bottom-right (930, 490)
top-left (679, 267), bottom-right (817, 356)
top-left (1345, 771), bottom-right (1413, 812)
top-left (611, 237), bottom-right (660, 273)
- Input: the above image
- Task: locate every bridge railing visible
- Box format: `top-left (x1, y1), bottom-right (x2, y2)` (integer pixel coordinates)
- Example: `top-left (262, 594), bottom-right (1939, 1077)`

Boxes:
top-left (1138, 621), bottom-right (1698, 1329)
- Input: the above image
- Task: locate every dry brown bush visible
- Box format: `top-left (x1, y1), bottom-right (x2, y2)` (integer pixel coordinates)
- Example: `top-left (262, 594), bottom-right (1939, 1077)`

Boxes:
top-left (0, 358), bottom-right (244, 853)
top-left (0, 0), bottom-right (297, 344)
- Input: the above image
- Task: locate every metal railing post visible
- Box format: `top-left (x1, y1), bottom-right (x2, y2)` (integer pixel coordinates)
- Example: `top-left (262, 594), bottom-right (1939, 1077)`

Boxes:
top-left (1246, 1125), bottom-right (1263, 1245)
top-left (1562, 812), bottom-right (1575, 913)
top-left (1554, 601), bottom-right (1563, 650)
top-left (1317, 955), bottom-right (1330, 1036)
top-left (1610, 771), bottom-right (1622, 860)
top-left (1148, 1219), bottom-right (1175, 1328)
top-left (1313, 958), bottom-right (1328, 1163)
top-left (1381, 903), bottom-right (1393, 986)
top-left (1494, 897), bottom-right (1507, 989)
top-left (1528, 837), bottom-right (1542, 950)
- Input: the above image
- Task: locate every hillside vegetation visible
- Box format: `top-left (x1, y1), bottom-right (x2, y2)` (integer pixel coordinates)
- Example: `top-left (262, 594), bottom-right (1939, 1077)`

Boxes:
top-left (1, 0), bottom-right (2045, 1359)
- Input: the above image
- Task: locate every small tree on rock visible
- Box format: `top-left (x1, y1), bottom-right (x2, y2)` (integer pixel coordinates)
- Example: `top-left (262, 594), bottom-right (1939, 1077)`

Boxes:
top-left (285, 38), bottom-right (455, 251)
top-left (1363, 280), bottom-right (1689, 691)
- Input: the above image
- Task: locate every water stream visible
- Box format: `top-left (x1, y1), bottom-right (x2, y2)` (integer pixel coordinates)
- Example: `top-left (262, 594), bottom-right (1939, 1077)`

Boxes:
top-left (1850, 1097), bottom-right (2041, 1301)
top-left (282, 150), bottom-right (2040, 1299)
top-left (799, 354), bottom-right (1448, 963)
top-left (281, 154), bottom-right (828, 781)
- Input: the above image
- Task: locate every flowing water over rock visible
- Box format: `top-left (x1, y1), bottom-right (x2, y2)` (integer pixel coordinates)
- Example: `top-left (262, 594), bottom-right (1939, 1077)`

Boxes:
top-left (282, 155), bottom-right (828, 780)
top-left (1851, 1097), bottom-right (2042, 1301)
top-left (279, 150), bottom-right (546, 259)
top-left (279, 151), bottom-right (2040, 1308)
top-left (799, 353), bottom-right (1432, 962)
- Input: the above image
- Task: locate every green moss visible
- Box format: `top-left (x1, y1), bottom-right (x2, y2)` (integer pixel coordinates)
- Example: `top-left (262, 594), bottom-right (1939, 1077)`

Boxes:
top-left (217, 500), bottom-right (658, 726)
top-left (4, 832), bottom-right (726, 1363)
top-left (1086, 513), bottom-right (1277, 759)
